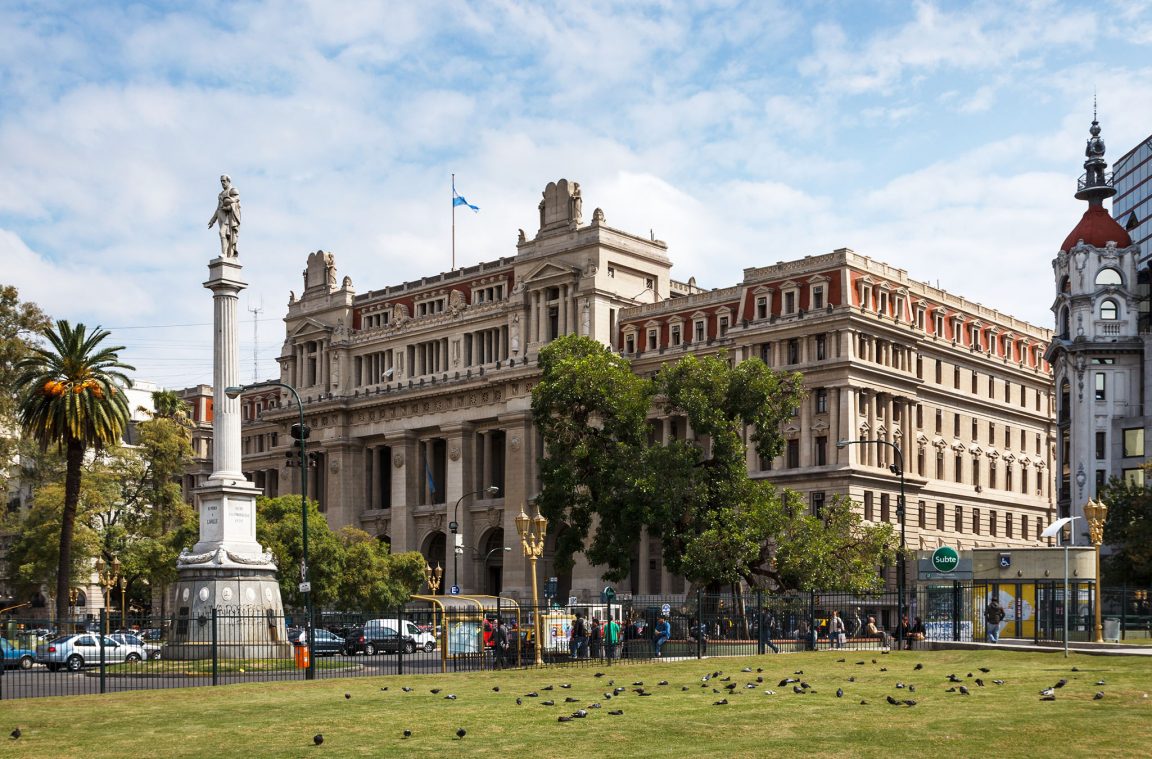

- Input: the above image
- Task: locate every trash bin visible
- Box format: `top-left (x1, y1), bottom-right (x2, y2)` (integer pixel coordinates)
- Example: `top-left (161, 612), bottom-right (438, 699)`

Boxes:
top-left (1103, 618), bottom-right (1121, 642)
top-left (294, 643), bottom-right (310, 669)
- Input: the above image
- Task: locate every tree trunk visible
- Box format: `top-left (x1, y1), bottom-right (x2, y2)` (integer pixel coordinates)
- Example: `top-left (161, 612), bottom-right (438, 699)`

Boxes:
top-left (55, 438), bottom-right (86, 626)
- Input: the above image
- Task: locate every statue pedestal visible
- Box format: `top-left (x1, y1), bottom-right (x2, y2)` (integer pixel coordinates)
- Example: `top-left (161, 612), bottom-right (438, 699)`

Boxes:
top-left (164, 481), bottom-right (290, 660)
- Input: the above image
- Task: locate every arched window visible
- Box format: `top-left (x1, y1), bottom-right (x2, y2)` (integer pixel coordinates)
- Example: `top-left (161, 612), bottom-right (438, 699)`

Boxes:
top-left (1060, 275), bottom-right (1071, 293)
top-left (1059, 307), bottom-right (1070, 339)
top-left (1095, 268), bottom-right (1123, 286)
top-left (1100, 299), bottom-right (1119, 320)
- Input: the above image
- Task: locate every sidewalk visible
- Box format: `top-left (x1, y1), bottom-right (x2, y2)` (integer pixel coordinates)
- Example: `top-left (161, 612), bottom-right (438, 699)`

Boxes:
top-left (924, 638), bottom-right (1152, 656)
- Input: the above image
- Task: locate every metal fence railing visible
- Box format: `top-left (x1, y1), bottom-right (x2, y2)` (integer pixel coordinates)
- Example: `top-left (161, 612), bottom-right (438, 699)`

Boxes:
top-left (3, 583), bottom-right (1147, 700)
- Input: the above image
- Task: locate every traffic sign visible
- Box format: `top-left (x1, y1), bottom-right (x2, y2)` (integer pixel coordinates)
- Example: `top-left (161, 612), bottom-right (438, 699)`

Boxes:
top-left (660, 603), bottom-right (671, 616)
top-left (601, 586), bottom-right (617, 602)
top-left (931, 546), bottom-right (960, 573)
top-left (298, 581), bottom-right (312, 593)
top-left (999, 553), bottom-right (1012, 569)
top-left (450, 585), bottom-right (460, 595)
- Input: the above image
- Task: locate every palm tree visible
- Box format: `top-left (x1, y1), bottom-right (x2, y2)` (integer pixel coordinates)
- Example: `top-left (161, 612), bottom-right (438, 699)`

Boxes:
top-left (15, 320), bottom-right (133, 624)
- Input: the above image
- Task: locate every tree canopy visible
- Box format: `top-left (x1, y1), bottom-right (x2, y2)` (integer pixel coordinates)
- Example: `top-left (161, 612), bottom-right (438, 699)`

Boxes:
top-left (532, 335), bottom-right (895, 592)
top-left (15, 320), bottom-right (133, 621)
top-left (1098, 474), bottom-right (1152, 585)
top-left (255, 495), bottom-right (426, 610)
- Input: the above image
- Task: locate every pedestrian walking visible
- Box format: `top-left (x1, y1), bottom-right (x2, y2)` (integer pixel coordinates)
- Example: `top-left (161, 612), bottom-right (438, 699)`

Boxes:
top-left (984, 598), bottom-right (1006, 643)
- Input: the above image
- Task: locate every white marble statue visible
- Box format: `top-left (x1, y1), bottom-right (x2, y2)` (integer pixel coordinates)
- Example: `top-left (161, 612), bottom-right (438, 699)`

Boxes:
top-left (208, 174), bottom-right (241, 258)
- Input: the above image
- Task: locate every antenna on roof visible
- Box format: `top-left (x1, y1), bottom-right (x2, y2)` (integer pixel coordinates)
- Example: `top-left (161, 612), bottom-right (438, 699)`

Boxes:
top-left (248, 300), bottom-right (263, 383)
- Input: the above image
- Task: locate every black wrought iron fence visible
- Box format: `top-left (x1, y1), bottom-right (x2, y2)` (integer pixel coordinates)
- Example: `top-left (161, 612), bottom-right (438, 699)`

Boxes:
top-left (3, 584), bottom-right (1147, 700)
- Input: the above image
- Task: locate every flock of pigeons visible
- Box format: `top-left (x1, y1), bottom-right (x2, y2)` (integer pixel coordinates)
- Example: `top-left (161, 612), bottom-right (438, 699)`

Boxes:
top-left (8, 655), bottom-right (1136, 746)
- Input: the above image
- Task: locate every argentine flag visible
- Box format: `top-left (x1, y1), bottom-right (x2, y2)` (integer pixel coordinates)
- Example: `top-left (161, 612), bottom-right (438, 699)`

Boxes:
top-left (452, 179), bottom-right (479, 212)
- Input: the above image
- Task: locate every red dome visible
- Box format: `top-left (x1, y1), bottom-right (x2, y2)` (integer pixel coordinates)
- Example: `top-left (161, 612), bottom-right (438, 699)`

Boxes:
top-left (1061, 204), bottom-right (1131, 251)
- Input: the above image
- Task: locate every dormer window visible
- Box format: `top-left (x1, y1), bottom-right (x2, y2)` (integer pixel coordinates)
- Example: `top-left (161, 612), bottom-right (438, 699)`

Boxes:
top-left (718, 316), bottom-right (730, 337)
top-left (416, 298), bottom-right (446, 317)
top-left (811, 285), bottom-right (825, 310)
top-left (694, 320), bottom-right (706, 343)
top-left (670, 324), bottom-right (682, 346)
top-left (756, 296), bottom-right (768, 320)
top-left (783, 291), bottom-right (796, 315)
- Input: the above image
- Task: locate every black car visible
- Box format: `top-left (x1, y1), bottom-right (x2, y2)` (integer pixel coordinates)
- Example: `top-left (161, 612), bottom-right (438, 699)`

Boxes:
top-left (287, 627), bottom-right (345, 657)
top-left (341, 626), bottom-right (417, 655)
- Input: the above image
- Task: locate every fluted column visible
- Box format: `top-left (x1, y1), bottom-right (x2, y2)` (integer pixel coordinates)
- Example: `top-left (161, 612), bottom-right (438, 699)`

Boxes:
top-left (206, 258), bottom-right (246, 480)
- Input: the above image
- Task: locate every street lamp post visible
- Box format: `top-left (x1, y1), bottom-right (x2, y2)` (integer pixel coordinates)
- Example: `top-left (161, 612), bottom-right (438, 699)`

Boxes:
top-left (424, 563), bottom-right (444, 595)
top-left (1041, 515), bottom-right (1080, 657)
top-left (515, 504), bottom-right (548, 667)
top-left (449, 485), bottom-right (500, 594)
top-left (119, 577), bottom-right (127, 629)
top-left (1083, 499), bottom-right (1109, 643)
top-left (837, 438), bottom-right (907, 648)
top-left (95, 556), bottom-right (121, 635)
top-left (225, 381), bottom-right (314, 680)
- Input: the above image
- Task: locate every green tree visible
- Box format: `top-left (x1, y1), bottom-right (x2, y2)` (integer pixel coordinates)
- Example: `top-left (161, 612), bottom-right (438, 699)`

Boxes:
top-left (532, 335), bottom-right (893, 592)
top-left (256, 495), bottom-right (346, 609)
top-left (15, 320), bottom-right (133, 622)
top-left (335, 527), bottom-right (427, 610)
top-left (0, 285), bottom-right (52, 495)
top-left (1098, 476), bottom-right (1152, 585)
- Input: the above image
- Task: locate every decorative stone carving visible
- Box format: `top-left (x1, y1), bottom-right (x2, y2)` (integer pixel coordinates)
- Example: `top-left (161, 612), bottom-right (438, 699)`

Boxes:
top-left (518, 229), bottom-right (526, 244)
top-left (510, 315), bottom-right (521, 354)
top-left (449, 289), bottom-right (466, 315)
top-left (592, 207), bottom-right (605, 225)
top-left (448, 445), bottom-right (461, 462)
top-left (510, 435), bottom-right (521, 452)
top-left (393, 451), bottom-right (405, 468)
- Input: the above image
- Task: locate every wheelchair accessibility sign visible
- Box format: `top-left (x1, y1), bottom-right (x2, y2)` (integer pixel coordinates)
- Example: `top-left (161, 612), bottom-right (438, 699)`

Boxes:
top-left (999, 553), bottom-right (1011, 569)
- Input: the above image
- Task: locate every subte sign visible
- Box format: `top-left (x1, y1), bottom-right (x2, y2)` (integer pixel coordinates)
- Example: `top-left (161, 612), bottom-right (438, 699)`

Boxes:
top-left (931, 546), bottom-right (960, 574)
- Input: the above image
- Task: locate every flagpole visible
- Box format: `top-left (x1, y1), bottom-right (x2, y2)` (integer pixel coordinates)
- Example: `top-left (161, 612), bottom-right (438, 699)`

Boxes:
top-left (451, 172), bottom-right (456, 271)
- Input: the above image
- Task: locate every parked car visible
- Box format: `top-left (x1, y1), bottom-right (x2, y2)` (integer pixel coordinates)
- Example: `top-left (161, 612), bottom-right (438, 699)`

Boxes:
top-left (365, 618), bottom-right (437, 652)
top-left (341, 626), bottom-right (417, 656)
top-left (109, 632), bottom-right (162, 660)
top-left (2, 639), bottom-right (36, 669)
top-left (287, 627), bottom-right (345, 657)
top-left (36, 634), bottom-right (149, 671)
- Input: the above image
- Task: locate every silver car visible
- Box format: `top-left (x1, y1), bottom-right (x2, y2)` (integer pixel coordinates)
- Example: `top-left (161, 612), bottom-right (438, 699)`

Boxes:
top-left (109, 632), bottom-right (162, 660)
top-left (36, 633), bottom-right (149, 671)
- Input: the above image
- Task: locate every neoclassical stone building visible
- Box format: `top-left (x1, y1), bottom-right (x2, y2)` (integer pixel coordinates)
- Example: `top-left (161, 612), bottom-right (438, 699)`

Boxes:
top-left (236, 178), bottom-right (1055, 604)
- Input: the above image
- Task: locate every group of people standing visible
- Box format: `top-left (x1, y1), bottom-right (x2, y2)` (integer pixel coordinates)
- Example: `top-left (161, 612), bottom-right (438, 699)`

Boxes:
top-left (568, 613), bottom-right (624, 659)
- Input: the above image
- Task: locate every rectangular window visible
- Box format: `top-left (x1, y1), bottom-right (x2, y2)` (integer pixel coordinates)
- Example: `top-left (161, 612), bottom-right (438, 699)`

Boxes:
top-left (625, 335), bottom-right (635, 354)
top-left (786, 439), bottom-right (800, 468)
top-left (936, 503), bottom-right (945, 530)
top-left (1006, 513), bottom-right (1014, 538)
top-left (788, 339), bottom-right (799, 364)
top-left (1123, 468), bottom-right (1144, 486)
top-left (1005, 381), bottom-right (1011, 404)
top-left (973, 508), bottom-right (981, 535)
top-left (954, 366), bottom-right (960, 388)
top-left (989, 510), bottom-right (997, 537)
top-left (759, 343), bottom-right (771, 364)
top-left (648, 329), bottom-right (658, 350)
top-left (815, 334), bottom-right (827, 360)
top-left (1096, 431), bottom-right (1107, 460)
top-left (935, 453), bottom-right (944, 479)
top-left (971, 419), bottom-right (979, 441)
top-left (955, 506), bottom-right (964, 534)
top-left (954, 414), bottom-right (961, 438)
top-left (811, 491), bottom-right (825, 518)
top-left (756, 296), bottom-right (768, 320)
top-left (1095, 372), bottom-right (1106, 401)
top-left (880, 493), bottom-right (890, 523)
top-left (694, 321), bottom-right (706, 342)
top-left (954, 454), bottom-right (964, 483)
top-left (718, 316), bottom-right (729, 336)
top-left (784, 291), bottom-right (796, 314)
top-left (671, 325), bottom-right (682, 346)
top-left (1096, 470), bottom-right (1106, 488)
top-left (864, 492), bottom-right (874, 521)
top-left (971, 369), bottom-right (978, 394)
top-left (935, 360), bottom-right (942, 384)
top-left (812, 287), bottom-right (825, 310)
top-left (918, 501), bottom-right (926, 529)
top-left (1124, 428), bottom-right (1144, 458)
top-left (815, 436), bottom-right (828, 466)
top-left (935, 409), bottom-right (943, 434)
top-left (814, 388), bottom-right (828, 414)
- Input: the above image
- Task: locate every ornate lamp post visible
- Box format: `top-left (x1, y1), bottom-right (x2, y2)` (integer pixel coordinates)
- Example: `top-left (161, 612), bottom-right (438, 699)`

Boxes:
top-left (515, 504), bottom-right (548, 667)
top-left (837, 438), bottom-right (907, 647)
top-left (95, 556), bottom-right (121, 635)
top-left (424, 562), bottom-right (444, 595)
top-left (225, 381), bottom-right (314, 680)
top-left (119, 577), bottom-right (128, 629)
top-left (1083, 498), bottom-right (1109, 643)
top-left (450, 485), bottom-right (500, 594)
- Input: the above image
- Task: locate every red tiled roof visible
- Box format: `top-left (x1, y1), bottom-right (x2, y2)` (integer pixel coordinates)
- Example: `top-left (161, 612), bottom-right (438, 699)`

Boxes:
top-left (1061, 204), bottom-right (1132, 251)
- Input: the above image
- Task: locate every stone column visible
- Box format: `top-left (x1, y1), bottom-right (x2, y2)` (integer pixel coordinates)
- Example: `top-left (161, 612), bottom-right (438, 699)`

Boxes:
top-left (498, 412), bottom-right (533, 598)
top-left (442, 424), bottom-right (473, 592)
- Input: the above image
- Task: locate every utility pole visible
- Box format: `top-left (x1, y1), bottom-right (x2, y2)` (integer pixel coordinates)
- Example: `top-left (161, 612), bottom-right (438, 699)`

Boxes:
top-left (248, 301), bottom-right (262, 383)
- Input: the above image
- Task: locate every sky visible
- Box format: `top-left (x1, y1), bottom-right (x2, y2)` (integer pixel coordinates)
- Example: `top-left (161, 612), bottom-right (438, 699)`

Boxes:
top-left (2, 0), bottom-right (1152, 390)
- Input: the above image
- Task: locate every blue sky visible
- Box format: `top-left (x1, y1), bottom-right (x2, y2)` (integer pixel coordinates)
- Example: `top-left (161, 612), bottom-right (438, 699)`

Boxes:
top-left (2, 0), bottom-right (1151, 388)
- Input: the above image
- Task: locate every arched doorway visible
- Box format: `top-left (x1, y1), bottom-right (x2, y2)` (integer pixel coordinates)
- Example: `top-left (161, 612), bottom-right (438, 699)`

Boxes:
top-left (480, 529), bottom-right (506, 595)
top-left (424, 532), bottom-right (446, 581)
top-left (546, 523), bottom-right (573, 605)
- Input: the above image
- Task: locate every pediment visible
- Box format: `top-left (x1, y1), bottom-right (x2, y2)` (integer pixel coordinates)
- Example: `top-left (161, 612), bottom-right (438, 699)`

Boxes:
top-left (522, 261), bottom-right (579, 284)
top-left (289, 318), bottom-right (333, 340)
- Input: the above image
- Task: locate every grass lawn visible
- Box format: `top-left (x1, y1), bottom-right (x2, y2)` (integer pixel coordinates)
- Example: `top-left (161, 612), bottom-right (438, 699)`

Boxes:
top-left (2, 649), bottom-right (1149, 758)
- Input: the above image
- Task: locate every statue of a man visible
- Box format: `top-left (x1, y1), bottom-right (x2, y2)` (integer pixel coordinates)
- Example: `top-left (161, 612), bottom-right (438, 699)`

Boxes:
top-left (208, 174), bottom-right (241, 258)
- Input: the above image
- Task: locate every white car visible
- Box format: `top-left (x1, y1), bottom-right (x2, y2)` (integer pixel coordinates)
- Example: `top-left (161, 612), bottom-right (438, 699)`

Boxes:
top-left (109, 632), bottom-right (162, 660)
top-left (365, 619), bottom-right (437, 652)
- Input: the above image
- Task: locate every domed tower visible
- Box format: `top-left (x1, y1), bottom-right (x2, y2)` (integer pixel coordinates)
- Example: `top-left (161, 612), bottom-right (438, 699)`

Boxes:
top-left (1050, 115), bottom-right (1143, 542)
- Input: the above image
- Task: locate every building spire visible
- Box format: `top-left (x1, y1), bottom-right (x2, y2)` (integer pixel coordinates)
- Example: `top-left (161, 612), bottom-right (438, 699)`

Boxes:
top-left (1075, 112), bottom-right (1115, 205)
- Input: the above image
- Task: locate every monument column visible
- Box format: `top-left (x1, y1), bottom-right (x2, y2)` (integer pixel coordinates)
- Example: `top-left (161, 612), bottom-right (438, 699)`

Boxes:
top-left (167, 176), bottom-right (287, 661)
